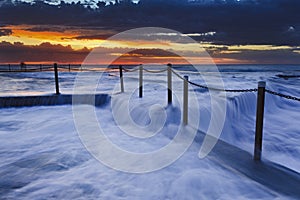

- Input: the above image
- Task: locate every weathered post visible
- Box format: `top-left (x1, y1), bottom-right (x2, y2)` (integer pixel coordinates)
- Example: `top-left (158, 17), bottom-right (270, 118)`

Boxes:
top-left (254, 81), bottom-right (266, 161)
top-left (139, 64), bottom-right (143, 98)
top-left (183, 75), bottom-right (189, 125)
top-left (8, 64), bottom-right (11, 72)
top-left (54, 63), bottom-right (60, 95)
top-left (69, 64), bottom-right (71, 72)
top-left (167, 63), bottom-right (172, 104)
top-left (119, 65), bottom-right (124, 93)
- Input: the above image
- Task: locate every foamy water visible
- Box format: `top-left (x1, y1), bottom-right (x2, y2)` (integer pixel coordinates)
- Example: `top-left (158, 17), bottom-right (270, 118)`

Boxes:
top-left (0, 65), bottom-right (299, 199)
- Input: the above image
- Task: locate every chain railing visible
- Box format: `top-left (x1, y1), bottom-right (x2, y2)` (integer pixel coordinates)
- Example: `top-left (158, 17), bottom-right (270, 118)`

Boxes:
top-left (121, 64), bottom-right (299, 100)
top-left (169, 67), bottom-right (258, 92)
top-left (265, 89), bottom-right (300, 102)
top-left (0, 64), bottom-right (98, 72)
top-left (3, 63), bottom-right (298, 103)
top-left (1, 62), bottom-right (299, 161)
top-left (0, 64), bottom-right (58, 72)
top-left (120, 64), bottom-right (300, 161)
top-left (143, 68), bottom-right (168, 73)
top-left (123, 67), bottom-right (140, 72)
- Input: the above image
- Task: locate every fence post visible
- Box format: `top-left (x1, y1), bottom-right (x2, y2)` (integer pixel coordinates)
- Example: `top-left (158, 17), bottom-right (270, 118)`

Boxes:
top-left (183, 75), bottom-right (189, 125)
top-left (254, 81), bottom-right (266, 161)
top-left (167, 63), bottom-right (172, 104)
top-left (119, 65), bottom-right (124, 93)
top-left (139, 64), bottom-right (143, 98)
top-left (54, 63), bottom-right (60, 95)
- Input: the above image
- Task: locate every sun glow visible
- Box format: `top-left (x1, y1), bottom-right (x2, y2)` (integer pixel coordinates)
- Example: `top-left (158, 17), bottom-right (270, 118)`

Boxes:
top-left (1, 25), bottom-right (298, 65)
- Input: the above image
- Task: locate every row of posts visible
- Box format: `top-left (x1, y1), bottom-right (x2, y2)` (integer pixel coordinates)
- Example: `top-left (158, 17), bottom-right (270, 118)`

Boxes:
top-left (118, 64), bottom-right (266, 161)
top-left (119, 64), bottom-right (194, 126)
top-left (6, 64), bottom-right (72, 72)
top-left (52, 63), bottom-right (266, 161)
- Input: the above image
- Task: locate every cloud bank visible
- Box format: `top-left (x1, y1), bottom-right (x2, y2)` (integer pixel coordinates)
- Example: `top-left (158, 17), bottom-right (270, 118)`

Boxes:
top-left (1, 0), bottom-right (300, 64)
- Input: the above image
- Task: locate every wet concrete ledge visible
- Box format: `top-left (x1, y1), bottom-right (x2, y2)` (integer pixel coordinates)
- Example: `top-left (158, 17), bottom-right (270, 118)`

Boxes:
top-left (0, 94), bottom-right (110, 108)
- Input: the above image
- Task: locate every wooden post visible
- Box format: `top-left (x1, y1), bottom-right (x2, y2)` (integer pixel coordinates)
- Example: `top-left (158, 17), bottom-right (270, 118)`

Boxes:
top-left (40, 64), bottom-right (42, 71)
top-left (119, 65), bottom-right (124, 93)
top-left (54, 63), bottom-right (60, 95)
top-left (69, 64), bottom-right (71, 72)
top-left (167, 63), bottom-right (172, 104)
top-left (8, 64), bottom-right (11, 72)
top-left (254, 81), bottom-right (266, 161)
top-left (139, 64), bottom-right (143, 98)
top-left (183, 75), bottom-right (188, 125)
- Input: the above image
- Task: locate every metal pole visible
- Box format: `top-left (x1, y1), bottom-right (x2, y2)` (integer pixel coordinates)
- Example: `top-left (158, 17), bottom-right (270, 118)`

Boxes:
top-left (119, 65), bottom-right (124, 93)
top-left (167, 63), bottom-right (172, 104)
top-left (183, 75), bottom-right (188, 125)
top-left (54, 63), bottom-right (60, 95)
top-left (254, 81), bottom-right (266, 161)
top-left (139, 64), bottom-right (143, 98)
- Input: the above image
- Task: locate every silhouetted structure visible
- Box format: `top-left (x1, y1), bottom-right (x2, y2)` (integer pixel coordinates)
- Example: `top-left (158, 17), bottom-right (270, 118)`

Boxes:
top-left (20, 62), bottom-right (26, 71)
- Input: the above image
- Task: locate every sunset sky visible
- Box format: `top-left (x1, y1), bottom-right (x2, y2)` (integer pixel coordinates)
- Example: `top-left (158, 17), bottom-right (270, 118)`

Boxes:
top-left (0, 0), bottom-right (300, 64)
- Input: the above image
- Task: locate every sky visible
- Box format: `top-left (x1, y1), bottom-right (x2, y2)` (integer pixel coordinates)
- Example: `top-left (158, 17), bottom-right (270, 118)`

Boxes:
top-left (0, 0), bottom-right (300, 64)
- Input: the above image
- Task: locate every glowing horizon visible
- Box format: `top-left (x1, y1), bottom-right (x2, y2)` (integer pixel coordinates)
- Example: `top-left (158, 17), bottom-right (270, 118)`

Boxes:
top-left (1, 1), bottom-right (300, 65)
top-left (2, 25), bottom-right (297, 65)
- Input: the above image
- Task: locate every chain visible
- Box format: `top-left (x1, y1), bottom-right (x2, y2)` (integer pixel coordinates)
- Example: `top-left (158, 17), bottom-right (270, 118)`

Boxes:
top-left (188, 80), bottom-right (257, 92)
top-left (171, 68), bottom-right (186, 81)
top-left (172, 68), bottom-right (257, 92)
top-left (171, 69), bottom-right (201, 74)
top-left (143, 68), bottom-right (168, 73)
top-left (266, 89), bottom-right (300, 102)
top-left (186, 80), bottom-right (208, 89)
top-left (224, 88), bottom-right (258, 92)
top-left (123, 67), bottom-right (139, 72)
top-left (123, 66), bottom-right (167, 73)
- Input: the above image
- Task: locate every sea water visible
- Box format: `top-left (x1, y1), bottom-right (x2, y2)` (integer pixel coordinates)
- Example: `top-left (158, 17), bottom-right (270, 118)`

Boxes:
top-left (0, 65), bottom-right (299, 199)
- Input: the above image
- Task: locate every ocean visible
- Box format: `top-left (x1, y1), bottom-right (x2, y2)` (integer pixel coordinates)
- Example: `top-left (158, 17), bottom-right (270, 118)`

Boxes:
top-left (0, 64), bottom-right (299, 199)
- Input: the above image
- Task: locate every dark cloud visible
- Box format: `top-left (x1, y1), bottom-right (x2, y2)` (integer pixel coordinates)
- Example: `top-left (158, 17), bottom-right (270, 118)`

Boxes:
top-left (213, 48), bottom-right (300, 64)
top-left (126, 49), bottom-right (179, 57)
top-left (72, 34), bottom-right (113, 40)
top-left (25, 26), bottom-right (68, 32)
top-left (1, 0), bottom-right (300, 64)
top-left (0, 28), bottom-right (12, 36)
top-left (113, 48), bottom-right (187, 64)
top-left (1, 40), bottom-right (299, 64)
top-left (1, 0), bottom-right (300, 46)
top-left (0, 41), bottom-right (178, 64)
top-left (0, 41), bottom-right (90, 63)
